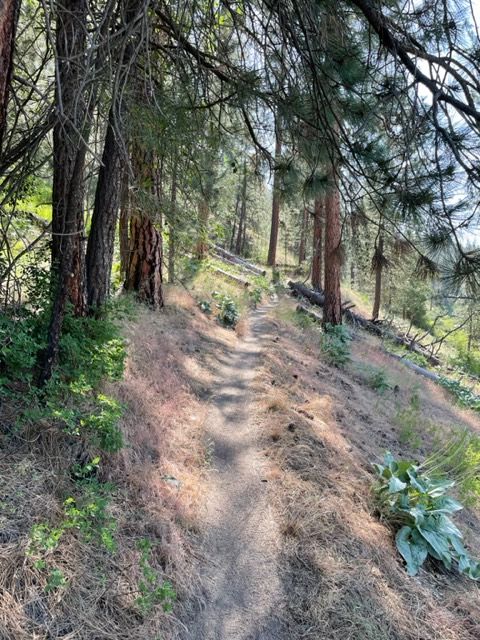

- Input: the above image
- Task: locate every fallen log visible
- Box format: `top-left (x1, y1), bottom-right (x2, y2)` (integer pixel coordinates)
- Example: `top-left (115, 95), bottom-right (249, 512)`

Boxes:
top-left (212, 267), bottom-right (250, 287)
top-left (213, 245), bottom-right (267, 277)
top-left (288, 280), bottom-right (441, 366)
top-left (387, 352), bottom-right (441, 383)
top-left (296, 304), bottom-right (323, 323)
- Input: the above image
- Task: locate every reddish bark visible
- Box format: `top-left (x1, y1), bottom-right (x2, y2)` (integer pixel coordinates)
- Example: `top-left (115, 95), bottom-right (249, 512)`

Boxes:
top-left (323, 168), bottom-right (342, 325)
top-left (124, 215), bottom-right (163, 309)
top-left (0, 0), bottom-right (19, 151)
top-left (311, 197), bottom-right (324, 290)
top-left (267, 117), bottom-right (282, 266)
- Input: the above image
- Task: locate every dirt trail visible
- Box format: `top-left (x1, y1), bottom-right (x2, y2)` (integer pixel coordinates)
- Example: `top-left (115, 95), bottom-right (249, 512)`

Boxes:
top-left (181, 304), bottom-right (287, 640)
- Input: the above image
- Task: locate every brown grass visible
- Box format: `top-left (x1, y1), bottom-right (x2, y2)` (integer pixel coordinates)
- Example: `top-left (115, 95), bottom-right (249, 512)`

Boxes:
top-left (255, 297), bottom-right (480, 640)
top-left (0, 285), bottom-right (238, 639)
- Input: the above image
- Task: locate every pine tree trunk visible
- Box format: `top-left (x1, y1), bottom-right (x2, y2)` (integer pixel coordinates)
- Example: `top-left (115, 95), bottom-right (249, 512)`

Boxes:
top-left (298, 206), bottom-right (307, 264)
top-left (0, 0), bottom-right (19, 151)
top-left (371, 233), bottom-right (384, 321)
top-left (124, 145), bottom-right (163, 308)
top-left (235, 159), bottom-right (247, 255)
top-left (51, 0), bottom-right (88, 316)
top-left (323, 168), bottom-right (342, 326)
top-left (168, 160), bottom-right (177, 284)
top-left (230, 189), bottom-right (240, 252)
top-left (38, 0), bottom-right (88, 385)
top-left (119, 169), bottom-right (130, 278)
top-left (86, 108), bottom-right (123, 309)
top-left (196, 199), bottom-right (210, 259)
top-left (125, 215), bottom-right (163, 308)
top-left (267, 116), bottom-right (282, 266)
top-left (311, 196), bottom-right (324, 290)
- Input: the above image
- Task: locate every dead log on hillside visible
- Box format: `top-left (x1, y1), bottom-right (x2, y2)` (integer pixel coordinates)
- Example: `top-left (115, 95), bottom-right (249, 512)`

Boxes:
top-left (296, 304), bottom-right (323, 323)
top-left (288, 281), bottom-right (441, 366)
top-left (212, 267), bottom-right (250, 287)
top-left (387, 352), bottom-right (441, 383)
top-left (213, 245), bottom-right (267, 276)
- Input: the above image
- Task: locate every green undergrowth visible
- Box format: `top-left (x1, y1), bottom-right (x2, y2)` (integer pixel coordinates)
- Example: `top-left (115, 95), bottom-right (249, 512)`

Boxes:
top-left (186, 256), bottom-right (272, 327)
top-left (0, 291), bottom-right (176, 614)
top-left (374, 451), bottom-right (480, 580)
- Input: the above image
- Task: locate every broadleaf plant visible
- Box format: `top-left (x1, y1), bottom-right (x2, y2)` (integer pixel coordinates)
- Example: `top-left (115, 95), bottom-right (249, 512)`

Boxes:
top-left (373, 451), bottom-right (480, 579)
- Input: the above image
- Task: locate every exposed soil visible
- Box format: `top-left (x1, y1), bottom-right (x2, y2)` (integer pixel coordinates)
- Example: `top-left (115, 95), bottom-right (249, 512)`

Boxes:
top-left (180, 303), bottom-right (288, 640)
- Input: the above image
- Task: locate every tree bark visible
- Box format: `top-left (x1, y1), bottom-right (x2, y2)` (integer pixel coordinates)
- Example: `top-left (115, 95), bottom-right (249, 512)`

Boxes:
top-left (0, 0), bottom-right (20, 152)
top-left (371, 232), bottom-right (384, 321)
top-left (196, 198), bottom-right (210, 259)
top-left (298, 206), bottom-right (307, 264)
top-left (124, 214), bottom-right (163, 308)
top-left (267, 116), bottom-right (282, 266)
top-left (235, 159), bottom-right (247, 255)
top-left (168, 159), bottom-right (178, 284)
top-left (86, 108), bottom-right (123, 308)
top-left (124, 145), bottom-right (163, 308)
top-left (38, 0), bottom-right (88, 385)
top-left (119, 168), bottom-right (130, 278)
top-left (323, 167), bottom-right (342, 325)
top-left (51, 0), bottom-right (88, 316)
top-left (311, 196), bottom-right (324, 290)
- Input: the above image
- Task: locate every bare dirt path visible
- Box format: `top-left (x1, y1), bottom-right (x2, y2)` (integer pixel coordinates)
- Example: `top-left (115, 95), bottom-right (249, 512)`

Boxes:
top-left (180, 303), bottom-right (287, 640)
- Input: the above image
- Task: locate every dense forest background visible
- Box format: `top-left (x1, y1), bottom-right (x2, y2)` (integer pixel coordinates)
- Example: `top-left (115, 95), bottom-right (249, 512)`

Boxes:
top-left (1, 0), bottom-right (480, 373)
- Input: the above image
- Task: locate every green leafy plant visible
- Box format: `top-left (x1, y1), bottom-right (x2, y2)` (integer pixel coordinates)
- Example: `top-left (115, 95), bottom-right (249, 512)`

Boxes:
top-left (135, 539), bottom-right (176, 614)
top-left (28, 479), bottom-right (117, 560)
top-left (45, 568), bottom-right (68, 593)
top-left (373, 451), bottom-right (480, 579)
top-left (249, 287), bottom-right (262, 309)
top-left (320, 323), bottom-right (351, 366)
top-left (198, 300), bottom-right (212, 315)
top-left (439, 376), bottom-right (480, 412)
top-left (422, 429), bottom-right (480, 507)
top-left (368, 367), bottom-right (391, 394)
top-left (212, 292), bottom-right (239, 327)
top-left (396, 390), bottom-right (422, 448)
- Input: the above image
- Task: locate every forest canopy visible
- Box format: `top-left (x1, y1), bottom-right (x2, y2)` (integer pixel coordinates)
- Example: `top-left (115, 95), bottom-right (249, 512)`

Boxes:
top-left (0, 0), bottom-right (480, 379)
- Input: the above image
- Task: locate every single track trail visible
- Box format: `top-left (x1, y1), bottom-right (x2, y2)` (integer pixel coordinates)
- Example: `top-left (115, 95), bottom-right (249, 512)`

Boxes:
top-left (181, 303), bottom-right (287, 640)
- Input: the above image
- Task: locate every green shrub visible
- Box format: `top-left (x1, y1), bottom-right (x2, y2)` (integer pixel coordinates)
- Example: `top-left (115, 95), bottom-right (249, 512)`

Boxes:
top-left (320, 323), bottom-right (351, 366)
top-left (294, 309), bottom-right (316, 330)
top-left (212, 291), bottom-right (239, 327)
top-left (439, 376), bottom-right (480, 411)
top-left (422, 429), bottom-right (480, 507)
top-left (198, 300), bottom-right (212, 315)
top-left (135, 539), bottom-right (176, 614)
top-left (368, 367), bottom-right (391, 394)
top-left (396, 390), bottom-right (422, 448)
top-left (373, 451), bottom-right (480, 579)
top-left (249, 287), bottom-right (263, 309)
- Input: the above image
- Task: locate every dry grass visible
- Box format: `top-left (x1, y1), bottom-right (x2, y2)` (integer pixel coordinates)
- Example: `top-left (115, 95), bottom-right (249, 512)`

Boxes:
top-left (0, 285), bottom-right (239, 640)
top-left (255, 297), bottom-right (480, 640)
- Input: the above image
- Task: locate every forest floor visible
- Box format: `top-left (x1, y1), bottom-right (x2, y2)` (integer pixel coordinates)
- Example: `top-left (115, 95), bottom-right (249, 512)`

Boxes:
top-left (173, 289), bottom-right (480, 640)
top-left (2, 282), bottom-right (480, 639)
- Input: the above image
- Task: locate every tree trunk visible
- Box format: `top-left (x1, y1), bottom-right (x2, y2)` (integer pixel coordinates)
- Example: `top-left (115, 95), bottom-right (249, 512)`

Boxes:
top-left (124, 145), bottom-right (163, 308)
top-left (0, 0), bottom-right (19, 151)
top-left (51, 0), bottom-right (88, 316)
top-left (124, 215), bottom-right (163, 308)
top-left (196, 198), bottom-right (210, 259)
top-left (119, 168), bottom-right (130, 278)
top-left (168, 159), bottom-right (177, 284)
top-left (311, 196), bottom-right (323, 290)
top-left (267, 116), bottom-right (282, 266)
top-left (230, 188), bottom-right (240, 252)
top-left (86, 108), bottom-right (123, 309)
top-left (298, 206), bottom-right (307, 264)
top-left (371, 232), bottom-right (384, 321)
top-left (38, 0), bottom-right (88, 385)
top-left (235, 159), bottom-right (247, 255)
top-left (323, 167), bottom-right (342, 326)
